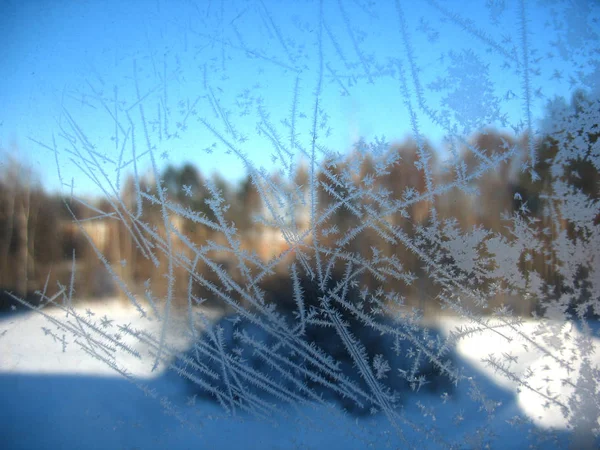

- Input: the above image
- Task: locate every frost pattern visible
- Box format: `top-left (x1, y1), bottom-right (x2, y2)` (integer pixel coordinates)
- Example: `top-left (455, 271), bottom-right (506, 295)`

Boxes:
top-left (9, 0), bottom-right (600, 448)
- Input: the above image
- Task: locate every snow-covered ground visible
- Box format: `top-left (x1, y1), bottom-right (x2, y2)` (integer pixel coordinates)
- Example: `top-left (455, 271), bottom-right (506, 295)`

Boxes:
top-left (1, 298), bottom-right (597, 449)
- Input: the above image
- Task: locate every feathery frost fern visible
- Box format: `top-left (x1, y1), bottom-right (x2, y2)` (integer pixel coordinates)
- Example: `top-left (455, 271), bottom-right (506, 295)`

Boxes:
top-left (10, 0), bottom-right (600, 448)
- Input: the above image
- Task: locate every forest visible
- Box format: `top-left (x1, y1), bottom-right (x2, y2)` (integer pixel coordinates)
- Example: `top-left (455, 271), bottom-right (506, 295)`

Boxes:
top-left (1, 89), bottom-right (597, 321)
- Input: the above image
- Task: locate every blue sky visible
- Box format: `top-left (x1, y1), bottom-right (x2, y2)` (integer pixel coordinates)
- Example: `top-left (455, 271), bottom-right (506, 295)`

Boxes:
top-left (0, 0), bottom-right (597, 199)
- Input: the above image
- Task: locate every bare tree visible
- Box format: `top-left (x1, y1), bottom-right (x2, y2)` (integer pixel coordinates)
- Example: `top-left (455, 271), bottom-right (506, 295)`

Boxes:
top-left (0, 150), bottom-right (37, 297)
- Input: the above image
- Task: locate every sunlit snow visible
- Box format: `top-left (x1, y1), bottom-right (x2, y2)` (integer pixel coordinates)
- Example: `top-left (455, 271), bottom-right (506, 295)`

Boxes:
top-left (2, 299), bottom-right (593, 449)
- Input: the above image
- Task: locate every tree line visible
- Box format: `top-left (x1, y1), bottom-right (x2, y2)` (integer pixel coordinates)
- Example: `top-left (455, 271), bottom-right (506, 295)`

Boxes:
top-left (0, 89), bottom-right (597, 316)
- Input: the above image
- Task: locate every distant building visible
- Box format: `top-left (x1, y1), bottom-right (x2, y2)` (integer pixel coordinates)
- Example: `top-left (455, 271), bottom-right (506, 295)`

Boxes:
top-left (253, 176), bottom-right (312, 261)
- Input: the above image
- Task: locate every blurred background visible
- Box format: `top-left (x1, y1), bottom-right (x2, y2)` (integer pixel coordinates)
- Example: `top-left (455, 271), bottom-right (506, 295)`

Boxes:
top-left (0, 0), bottom-right (598, 318)
top-left (1, 93), bottom-right (598, 318)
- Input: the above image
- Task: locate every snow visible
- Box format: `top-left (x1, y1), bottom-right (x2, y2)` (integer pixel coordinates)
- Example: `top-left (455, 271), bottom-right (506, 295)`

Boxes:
top-left (1, 298), bottom-right (596, 449)
top-left (436, 316), bottom-right (600, 431)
